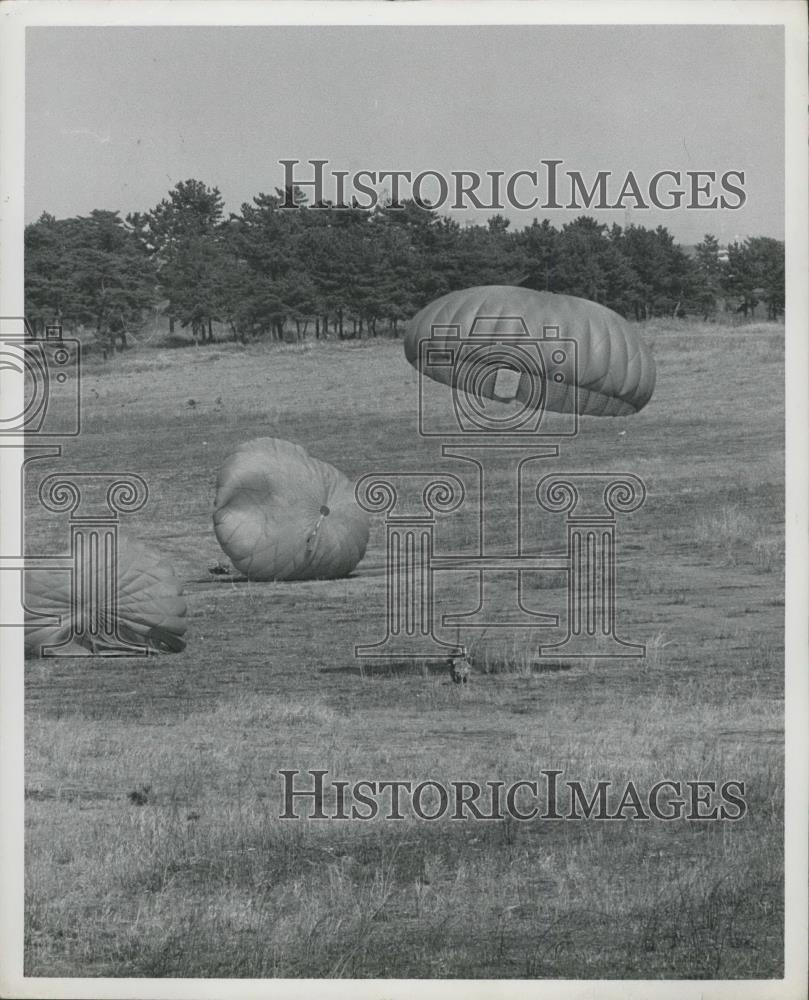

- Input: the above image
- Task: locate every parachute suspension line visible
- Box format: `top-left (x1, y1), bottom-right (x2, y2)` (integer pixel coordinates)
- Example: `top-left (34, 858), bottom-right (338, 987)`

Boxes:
top-left (305, 504), bottom-right (331, 557)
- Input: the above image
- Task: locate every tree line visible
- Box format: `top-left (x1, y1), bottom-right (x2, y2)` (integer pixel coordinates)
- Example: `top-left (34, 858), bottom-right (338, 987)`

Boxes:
top-left (24, 178), bottom-right (785, 353)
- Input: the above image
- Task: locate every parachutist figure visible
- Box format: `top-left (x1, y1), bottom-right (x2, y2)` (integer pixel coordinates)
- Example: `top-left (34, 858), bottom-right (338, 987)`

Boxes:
top-left (448, 650), bottom-right (471, 684)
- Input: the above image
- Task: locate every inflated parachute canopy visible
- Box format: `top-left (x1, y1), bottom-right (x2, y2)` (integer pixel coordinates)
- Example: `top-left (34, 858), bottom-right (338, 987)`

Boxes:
top-left (213, 437), bottom-right (369, 582)
top-left (24, 535), bottom-right (187, 656)
top-left (404, 286), bottom-right (656, 417)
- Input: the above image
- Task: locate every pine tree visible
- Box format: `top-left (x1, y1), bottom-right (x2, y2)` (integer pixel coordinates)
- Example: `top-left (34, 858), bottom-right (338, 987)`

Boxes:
top-left (746, 237), bottom-right (784, 320)
top-left (26, 210), bottom-right (155, 354)
top-left (516, 219), bottom-right (559, 292)
top-left (692, 235), bottom-right (723, 319)
top-left (129, 179), bottom-right (226, 342)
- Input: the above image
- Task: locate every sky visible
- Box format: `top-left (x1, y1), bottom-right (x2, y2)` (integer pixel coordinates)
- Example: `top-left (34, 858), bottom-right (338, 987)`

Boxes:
top-left (25, 24), bottom-right (785, 244)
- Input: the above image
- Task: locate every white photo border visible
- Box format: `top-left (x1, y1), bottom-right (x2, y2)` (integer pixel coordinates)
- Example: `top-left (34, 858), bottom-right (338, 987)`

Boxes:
top-left (1, 3), bottom-right (806, 999)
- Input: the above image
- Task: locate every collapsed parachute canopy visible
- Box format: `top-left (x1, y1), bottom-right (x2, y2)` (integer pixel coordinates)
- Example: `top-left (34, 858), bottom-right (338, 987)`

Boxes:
top-left (24, 535), bottom-right (187, 656)
top-left (404, 286), bottom-right (656, 417)
top-left (213, 437), bottom-right (369, 582)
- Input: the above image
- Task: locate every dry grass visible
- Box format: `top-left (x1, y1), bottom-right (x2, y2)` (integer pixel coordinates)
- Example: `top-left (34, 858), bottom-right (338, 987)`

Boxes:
top-left (26, 680), bottom-right (783, 978)
top-left (23, 317), bottom-right (785, 979)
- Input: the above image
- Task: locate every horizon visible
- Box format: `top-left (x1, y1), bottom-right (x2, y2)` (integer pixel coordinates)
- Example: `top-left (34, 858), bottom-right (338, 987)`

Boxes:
top-left (25, 194), bottom-right (773, 251)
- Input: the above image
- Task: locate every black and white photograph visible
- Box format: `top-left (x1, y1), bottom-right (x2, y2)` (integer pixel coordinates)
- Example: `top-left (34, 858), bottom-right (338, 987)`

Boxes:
top-left (0, 2), bottom-right (806, 997)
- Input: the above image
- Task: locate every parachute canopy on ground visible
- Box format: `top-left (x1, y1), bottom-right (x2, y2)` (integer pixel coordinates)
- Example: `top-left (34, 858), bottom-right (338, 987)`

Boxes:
top-left (213, 437), bottom-right (369, 582)
top-left (24, 535), bottom-right (187, 656)
top-left (404, 286), bottom-right (656, 417)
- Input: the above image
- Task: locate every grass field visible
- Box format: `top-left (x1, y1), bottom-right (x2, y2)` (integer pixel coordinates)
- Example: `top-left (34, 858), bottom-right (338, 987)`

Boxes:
top-left (24, 318), bottom-right (784, 979)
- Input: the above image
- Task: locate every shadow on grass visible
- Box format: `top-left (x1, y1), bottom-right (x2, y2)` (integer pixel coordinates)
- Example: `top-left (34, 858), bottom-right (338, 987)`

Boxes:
top-left (320, 660), bottom-right (452, 679)
top-left (320, 659), bottom-right (574, 678)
